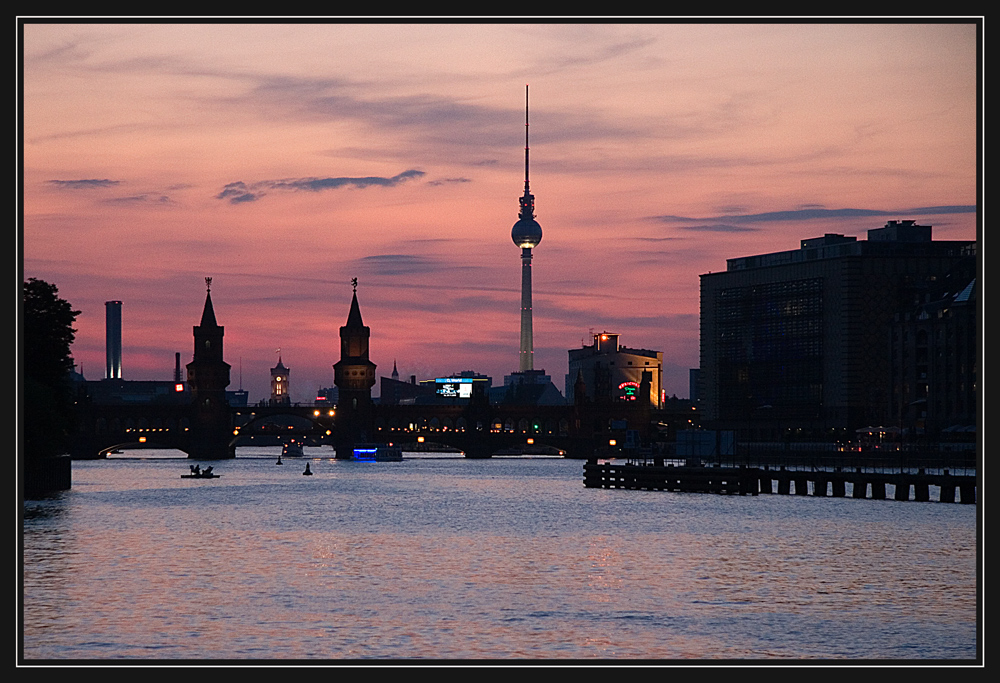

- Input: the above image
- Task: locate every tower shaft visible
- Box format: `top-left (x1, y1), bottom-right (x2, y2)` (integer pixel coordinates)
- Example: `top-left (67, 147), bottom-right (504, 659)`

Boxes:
top-left (520, 248), bottom-right (534, 371)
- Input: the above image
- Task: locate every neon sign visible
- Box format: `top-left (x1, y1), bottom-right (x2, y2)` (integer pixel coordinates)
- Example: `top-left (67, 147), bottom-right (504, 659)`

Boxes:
top-left (619, 381), bottom-right (640, 400)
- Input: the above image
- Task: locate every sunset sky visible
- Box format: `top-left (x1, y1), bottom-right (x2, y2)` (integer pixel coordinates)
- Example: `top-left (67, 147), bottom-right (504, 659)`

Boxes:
top-left (20, 20), bottom-right (980, 403)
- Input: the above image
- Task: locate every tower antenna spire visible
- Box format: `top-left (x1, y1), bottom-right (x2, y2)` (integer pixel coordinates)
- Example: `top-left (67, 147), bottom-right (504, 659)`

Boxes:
top-left (524, 84), bottom-right (530, 197)
top-left (517, 85), bottom-right (536, 223)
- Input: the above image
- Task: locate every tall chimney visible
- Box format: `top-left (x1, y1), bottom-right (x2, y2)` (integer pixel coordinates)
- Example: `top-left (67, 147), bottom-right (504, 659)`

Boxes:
top-left (105, 301), bottom-right (122, 379)
top-left (175, 352), bottom-right (182, 382)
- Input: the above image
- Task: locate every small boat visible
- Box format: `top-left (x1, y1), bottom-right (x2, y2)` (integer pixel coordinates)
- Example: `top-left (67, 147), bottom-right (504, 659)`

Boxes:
top-left (182, 467), bottom-right (220, 479)
top-left (352, 444), bottom-right (404, 462)
top-left (282, 440), bottom-right (304, 458)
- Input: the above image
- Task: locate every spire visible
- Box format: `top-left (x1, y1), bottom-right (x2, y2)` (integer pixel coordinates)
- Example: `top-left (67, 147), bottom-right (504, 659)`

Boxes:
top-left (519, 84), bottom-right (534, 223)
top-left (346, 291), bottom-right (364, 328)
top-left (200, 277), bottom-right (218, 327)
top-left (391, 360), bottom-right (399, 380)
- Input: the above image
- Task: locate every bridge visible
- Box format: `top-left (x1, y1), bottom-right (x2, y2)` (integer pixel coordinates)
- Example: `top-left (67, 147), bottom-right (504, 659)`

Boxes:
top-left (70, 394), bottom-right (684, 460)
top-left (69, 280), bottom-right (690, 460)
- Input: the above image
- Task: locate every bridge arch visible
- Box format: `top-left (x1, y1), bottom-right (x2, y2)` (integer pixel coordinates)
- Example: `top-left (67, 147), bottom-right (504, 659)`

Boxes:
top-left (97, 438), bottom-right (188, 458)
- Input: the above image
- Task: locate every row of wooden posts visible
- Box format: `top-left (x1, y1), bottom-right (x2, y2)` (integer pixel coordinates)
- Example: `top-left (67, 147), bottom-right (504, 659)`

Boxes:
top-left (583, 461), bottom-right (976, 504)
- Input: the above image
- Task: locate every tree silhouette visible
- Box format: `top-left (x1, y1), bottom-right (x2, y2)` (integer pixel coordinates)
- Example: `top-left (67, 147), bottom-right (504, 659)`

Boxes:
top-left (23, 278), bottom-right (80, 458)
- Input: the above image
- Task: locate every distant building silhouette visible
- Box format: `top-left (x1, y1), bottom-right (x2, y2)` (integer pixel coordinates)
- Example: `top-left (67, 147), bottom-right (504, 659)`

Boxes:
top-left (315, 386), bottom-right (339, 406)
top-left (497, 369), bottom-right (564, 405)
top-left (75, 303), bottom-right (188, 405)
top-left (379, 372), bottom-right (432, 405)
top-left (698, 221), bottom-right (975, 443)
top-left (380, 370), bottom-right (495, 405)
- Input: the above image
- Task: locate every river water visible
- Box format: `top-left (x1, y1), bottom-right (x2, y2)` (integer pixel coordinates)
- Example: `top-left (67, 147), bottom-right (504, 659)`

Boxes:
top-left (21, 447), bottom-right (979, 662)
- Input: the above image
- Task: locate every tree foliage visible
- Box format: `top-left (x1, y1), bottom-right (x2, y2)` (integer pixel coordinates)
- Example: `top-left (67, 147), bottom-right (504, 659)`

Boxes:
top-left (23, 278), bottom-right (80, 458)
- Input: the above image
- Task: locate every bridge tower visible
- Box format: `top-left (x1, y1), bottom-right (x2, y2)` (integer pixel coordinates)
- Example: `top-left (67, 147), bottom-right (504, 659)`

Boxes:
top-left (333, 279), bottom-right (376, 458)
top-left (185, 277), bottom-right (233, 459)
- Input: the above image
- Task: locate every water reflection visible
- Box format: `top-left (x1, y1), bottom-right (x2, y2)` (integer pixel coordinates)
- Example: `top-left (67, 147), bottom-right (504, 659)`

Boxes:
top-left (22, 456), bottom-right (977, 660)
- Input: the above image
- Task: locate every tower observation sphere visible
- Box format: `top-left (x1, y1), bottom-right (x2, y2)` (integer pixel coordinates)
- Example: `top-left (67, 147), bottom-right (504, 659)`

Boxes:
top-left (512, 217), bottom-right (542, 248)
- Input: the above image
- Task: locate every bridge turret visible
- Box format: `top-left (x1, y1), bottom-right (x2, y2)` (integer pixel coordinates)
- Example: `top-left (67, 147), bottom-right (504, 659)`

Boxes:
top-left (185, 277), bottom-right (233, 459)
top-left (333, 279), bottom-right (376, 457)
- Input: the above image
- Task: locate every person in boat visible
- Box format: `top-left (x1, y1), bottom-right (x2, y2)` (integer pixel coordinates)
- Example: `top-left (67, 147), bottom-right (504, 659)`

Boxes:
top-left (203, 466), bottom-right (213, 476)
top-left (192, 464), bottom-right (201, 475)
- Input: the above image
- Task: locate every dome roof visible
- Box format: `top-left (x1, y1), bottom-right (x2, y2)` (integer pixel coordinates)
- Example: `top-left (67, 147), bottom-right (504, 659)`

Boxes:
top-left (512, 218), bottom-right (542, 248)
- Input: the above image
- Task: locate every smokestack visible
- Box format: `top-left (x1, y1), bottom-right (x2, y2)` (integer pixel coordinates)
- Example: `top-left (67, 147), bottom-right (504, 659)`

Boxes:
top-left (105, 301), bottom-right (122, 379)
top-left (174, 352), bottom-right (182, 382)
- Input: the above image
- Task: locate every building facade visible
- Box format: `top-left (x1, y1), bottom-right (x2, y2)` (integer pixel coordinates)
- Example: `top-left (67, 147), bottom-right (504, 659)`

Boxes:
top-left (888, 255), bottom-right (977, 443)
top-left (566, 332), bottom-right (663, 407)
top-left (698, 221), bottom-right (975, 443)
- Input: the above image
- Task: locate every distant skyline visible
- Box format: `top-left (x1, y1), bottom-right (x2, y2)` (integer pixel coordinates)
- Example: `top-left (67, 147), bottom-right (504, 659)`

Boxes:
top-left (20, 20), bottom-right (980, 403)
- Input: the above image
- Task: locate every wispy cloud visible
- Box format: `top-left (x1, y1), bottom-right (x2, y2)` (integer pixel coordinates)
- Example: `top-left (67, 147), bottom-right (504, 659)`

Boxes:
top-left (427, 177), bottom-right (472, 186)
top-left (356, 254), bottom-right (440, 277)
top-left (216, 170), bottom-right (426, 204)
top-left (46, 178), bottom-right (121, 190)
top-left (676, 224), bottom-right (760, 233)
top-left (652, 205), bottom-right (977, 225)
top-left (104, 194), bottom-right (173, 205)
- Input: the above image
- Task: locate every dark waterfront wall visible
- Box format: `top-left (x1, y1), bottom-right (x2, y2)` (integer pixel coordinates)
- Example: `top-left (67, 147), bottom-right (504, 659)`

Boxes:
top-left (24, 455), bottom-right (72, 497)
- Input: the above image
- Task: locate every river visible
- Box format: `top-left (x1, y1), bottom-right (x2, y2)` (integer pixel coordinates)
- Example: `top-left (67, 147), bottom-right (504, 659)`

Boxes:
top-left (21, 447), bottom-right (979, 662)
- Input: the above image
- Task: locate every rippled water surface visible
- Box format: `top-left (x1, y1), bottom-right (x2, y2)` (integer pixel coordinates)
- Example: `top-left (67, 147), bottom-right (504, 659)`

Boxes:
top-left (22, 449), bottom-right (979, 661)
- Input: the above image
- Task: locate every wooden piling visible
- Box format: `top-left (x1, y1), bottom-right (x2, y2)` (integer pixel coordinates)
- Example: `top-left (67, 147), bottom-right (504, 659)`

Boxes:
top-left (871, 481), bottom-right (886, 499)
top-left (813, 478), bottom-right (828, 497)
top-left (894, 482), bottom-right (910, 501)
top-left (831, 478), bottom-right (846, 497)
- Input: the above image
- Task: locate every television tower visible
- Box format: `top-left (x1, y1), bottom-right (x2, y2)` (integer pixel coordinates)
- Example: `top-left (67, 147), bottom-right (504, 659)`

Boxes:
top-left (511, 85), bottom-right (542, 372)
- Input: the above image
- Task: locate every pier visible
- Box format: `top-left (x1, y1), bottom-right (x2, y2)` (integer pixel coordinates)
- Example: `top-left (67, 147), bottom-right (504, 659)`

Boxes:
top-left (583, 461), bottom-right (976, 503)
